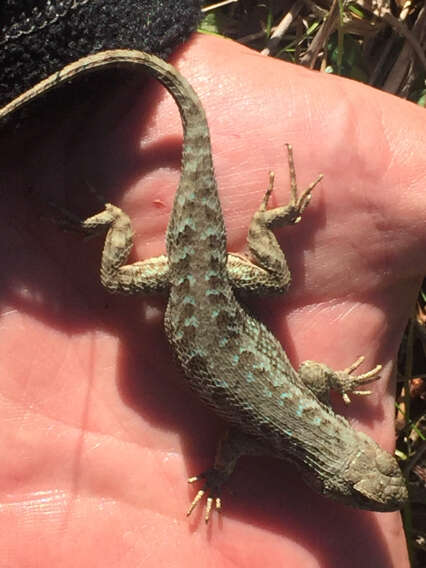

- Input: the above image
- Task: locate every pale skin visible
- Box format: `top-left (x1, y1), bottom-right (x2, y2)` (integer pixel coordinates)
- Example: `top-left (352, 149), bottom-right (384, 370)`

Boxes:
top-left (0, 34), bottom-right (423, 566)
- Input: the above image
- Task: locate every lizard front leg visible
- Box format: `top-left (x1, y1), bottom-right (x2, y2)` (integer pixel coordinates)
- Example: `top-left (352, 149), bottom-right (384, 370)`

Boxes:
top-left (76, 203), bottom-right (170, 294)
top-left (298, 355), bottom-right (383, 406)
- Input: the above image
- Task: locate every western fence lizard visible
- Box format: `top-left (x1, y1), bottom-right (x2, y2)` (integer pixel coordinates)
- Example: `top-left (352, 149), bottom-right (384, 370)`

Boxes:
top-left (0, 49), bottom-right (408, 521)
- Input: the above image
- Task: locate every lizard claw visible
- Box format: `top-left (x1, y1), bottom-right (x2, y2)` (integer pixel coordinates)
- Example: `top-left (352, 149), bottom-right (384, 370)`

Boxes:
top-left (336, 356), bottom-right (383, 405)
top-left (293, 173), bottom-right (323, 222)
top-left (46, 200), bottom-right (86, 233)
top-left (256, 145), bottom-right (323, 228)
top-left (285, 143), bottom-right (323, 222)
top-left (187, 468), bottom-right (226, 523)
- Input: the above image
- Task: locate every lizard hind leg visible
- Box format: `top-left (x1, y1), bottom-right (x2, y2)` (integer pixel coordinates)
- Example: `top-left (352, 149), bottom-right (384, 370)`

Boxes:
top-left (52, 198), bottom-right (170, 295)
top-left (232, 144), bottom-right (323, 294)
top-left (187, 428), bottom-right (266, 523)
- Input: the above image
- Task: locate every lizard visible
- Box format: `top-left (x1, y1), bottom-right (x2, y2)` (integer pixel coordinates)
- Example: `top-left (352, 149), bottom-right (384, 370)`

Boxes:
top-left (0, 49), bottom-right (408, 522)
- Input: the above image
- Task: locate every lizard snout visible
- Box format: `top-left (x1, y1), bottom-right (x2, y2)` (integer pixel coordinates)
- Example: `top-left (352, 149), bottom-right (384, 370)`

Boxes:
top-left (348, 436), bottom-right (408, 511)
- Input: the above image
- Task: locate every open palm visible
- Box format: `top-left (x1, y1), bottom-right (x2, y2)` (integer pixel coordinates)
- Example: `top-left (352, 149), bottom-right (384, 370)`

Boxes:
top-left (1, 34), bottom-right (423, 567)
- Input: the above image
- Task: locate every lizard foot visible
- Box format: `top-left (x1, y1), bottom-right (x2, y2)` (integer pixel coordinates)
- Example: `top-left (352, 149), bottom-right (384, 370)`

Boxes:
top-left (298, 356), bottom-right (383, 405)
top-left (47, 183), bottom-right (109, 235)
top-left (334, 355), bottom-right (383, 405)
top-left (47, 200), bottom-right (88, 233)
top-left (256, 144), bottom-right (323, 229)
top-left (187, 467), bottom-right (229, 523)
top-left (282, 142), bottom-right (323, 224)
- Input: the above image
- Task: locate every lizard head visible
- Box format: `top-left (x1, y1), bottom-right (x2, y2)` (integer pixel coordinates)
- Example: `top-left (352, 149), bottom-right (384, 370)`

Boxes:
top-left (343, 431), bottom-right (408, 511)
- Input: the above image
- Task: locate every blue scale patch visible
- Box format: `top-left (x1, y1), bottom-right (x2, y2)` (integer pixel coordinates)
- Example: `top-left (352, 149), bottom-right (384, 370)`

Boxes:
top-left (184, 315), bottom-right (199, 328)
top-left (189, 347), bottom-right (207, 359)
top-left (263, 386), bottom-right (273, 398)
top-left (206, 288), bottom-right (221, 296)
top-left (204, 269), bottom-right (220, 281)
top-left (296, 403), bottom-right (305, 417)
top-left (295, 400), bottom-right (317, 417)
top-left (176, 192), bottom-right (196, 206)
top-left (178, 191), bottom-right (196, 204)
top-left (178, 245), bottom-right (195, 259)
top-left (215, 379), bottom-right (229, 389)
top-left (181, 217), bottom-right (196, 230)
top-left (246, 371), bottom-right (255, 383)
top-left (201, 226), bottom-right (220, 239)
top-left (175, 274), bottom-right (197, 287)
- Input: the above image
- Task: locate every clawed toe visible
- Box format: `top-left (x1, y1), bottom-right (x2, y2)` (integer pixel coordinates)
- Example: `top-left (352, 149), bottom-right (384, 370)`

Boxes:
top-left (187, 469), bottom-right (226, 523)
top-left (338, 356), bottom-right (383, 405)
